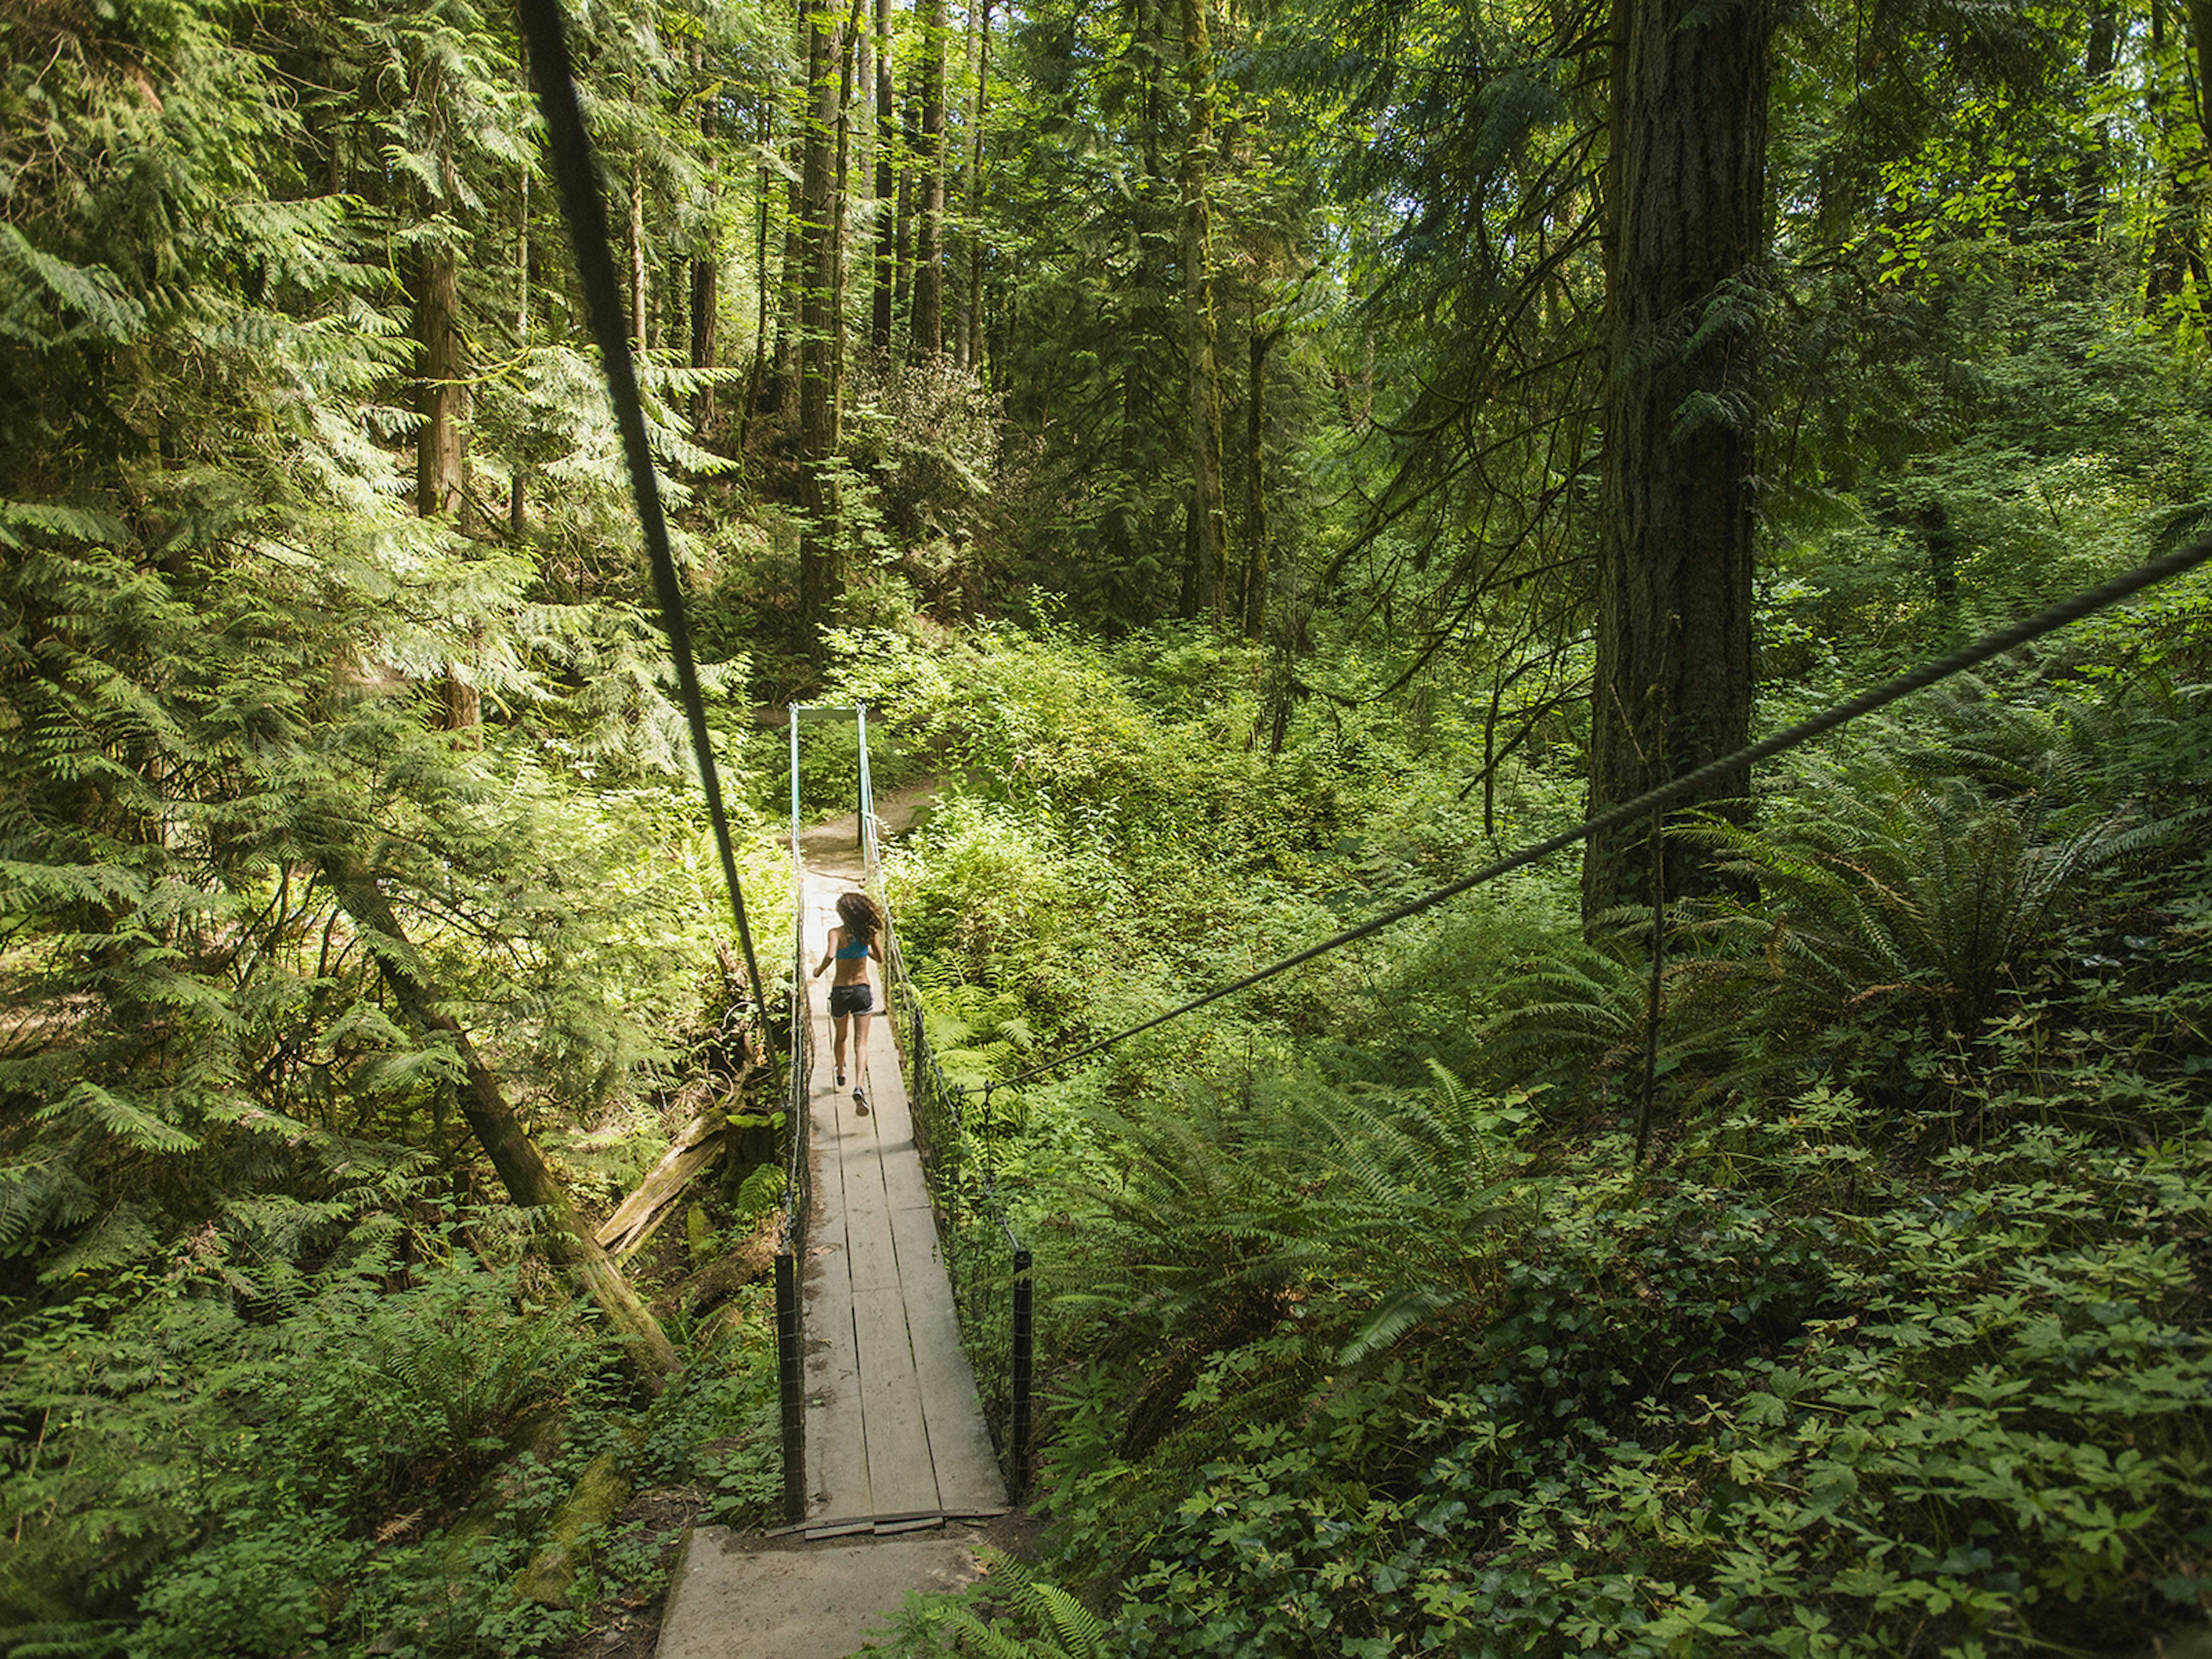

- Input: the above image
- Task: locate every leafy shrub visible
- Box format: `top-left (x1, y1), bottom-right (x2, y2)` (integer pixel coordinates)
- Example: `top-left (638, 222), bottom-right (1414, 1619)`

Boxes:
top-left (0, 1206), bottom-right (612, 1653)
top-left (1043, 1094), bottom-right (2212, 1659)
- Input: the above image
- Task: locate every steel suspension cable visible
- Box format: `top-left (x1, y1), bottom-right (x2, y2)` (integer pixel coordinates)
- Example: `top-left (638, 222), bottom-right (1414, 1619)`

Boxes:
top-left (986, 535), bottom-right (2212, 1093)
top-left (514, 0), bottom-right (772, 1051)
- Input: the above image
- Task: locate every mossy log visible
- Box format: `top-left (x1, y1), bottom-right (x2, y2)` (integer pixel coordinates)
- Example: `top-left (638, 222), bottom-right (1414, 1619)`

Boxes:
top-left (438, 1407), bottom-right (569, 1585)
top-left (511, 1429), bottom-right (646, 1608)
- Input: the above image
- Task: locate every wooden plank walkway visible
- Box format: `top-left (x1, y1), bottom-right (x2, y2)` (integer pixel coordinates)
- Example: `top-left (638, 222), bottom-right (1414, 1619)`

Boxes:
top-left (797, 865), bottom-right (1007, 1533)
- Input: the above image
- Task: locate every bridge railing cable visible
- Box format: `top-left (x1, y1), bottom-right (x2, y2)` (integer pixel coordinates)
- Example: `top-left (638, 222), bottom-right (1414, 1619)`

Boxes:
top-left (773, 709), bottom-right (816, 1522)
top-left (513, 0), bottom-right (772, 1050)
top-left (981, 536), bottom-right (2212, 1097)
top-left (854, 710), bottom-right (1035, 1497)
top-left (516, 0), bottom-right (820, 1520)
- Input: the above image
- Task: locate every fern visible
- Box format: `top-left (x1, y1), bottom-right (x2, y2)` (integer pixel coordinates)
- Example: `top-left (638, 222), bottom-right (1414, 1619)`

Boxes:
top-left (1055, 1059), bottom-right (1543, 1551)
top-left (0, 225), bottom-right (148, 349)
top-left (1696, 753), bottom-right (2189, 1034)
top-left (892, 1550), bottom-right (1114, 1659)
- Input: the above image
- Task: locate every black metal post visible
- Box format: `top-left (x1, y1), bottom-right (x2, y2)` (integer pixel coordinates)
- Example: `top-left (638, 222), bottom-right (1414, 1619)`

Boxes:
top-left (775, 1250), bottom-right (805, 1523)
top-left (1010, 1245), bottom-right (1033, 1499)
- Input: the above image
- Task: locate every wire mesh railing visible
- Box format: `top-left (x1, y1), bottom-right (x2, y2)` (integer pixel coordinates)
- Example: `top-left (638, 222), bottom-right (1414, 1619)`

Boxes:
top-left (774, 712), bottom-right (816, 1524)
top-left (855, 704), bottom-right (1036, 1498)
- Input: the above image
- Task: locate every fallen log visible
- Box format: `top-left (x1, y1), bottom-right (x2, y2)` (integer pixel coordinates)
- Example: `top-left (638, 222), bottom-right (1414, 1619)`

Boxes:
top-left (323, 858), bottom-right (680, 1391)
top-left (512, 1426), bottom-right (646, 1608)
top-left (596, 1114), bottom-right (727, 1259)
top-left (597, 1055), bottom-right (774, 1259)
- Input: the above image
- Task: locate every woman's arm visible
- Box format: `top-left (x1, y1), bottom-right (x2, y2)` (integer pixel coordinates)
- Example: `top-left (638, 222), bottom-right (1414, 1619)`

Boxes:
top-left (813, 927), bottom-right (839, 976)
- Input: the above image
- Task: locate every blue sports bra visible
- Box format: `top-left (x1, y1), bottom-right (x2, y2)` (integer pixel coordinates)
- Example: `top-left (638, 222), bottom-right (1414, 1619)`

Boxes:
top-left (835, 930), bottom-right (872, 960)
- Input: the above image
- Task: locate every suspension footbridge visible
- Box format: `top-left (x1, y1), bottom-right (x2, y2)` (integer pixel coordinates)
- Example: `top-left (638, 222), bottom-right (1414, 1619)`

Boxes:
top-left (654, 711), bottom-right (1032, 1658)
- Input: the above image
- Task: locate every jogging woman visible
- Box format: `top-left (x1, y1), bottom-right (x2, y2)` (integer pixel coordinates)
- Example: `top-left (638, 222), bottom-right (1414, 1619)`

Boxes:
top-left (812, 890), bottom-right (884, 1089)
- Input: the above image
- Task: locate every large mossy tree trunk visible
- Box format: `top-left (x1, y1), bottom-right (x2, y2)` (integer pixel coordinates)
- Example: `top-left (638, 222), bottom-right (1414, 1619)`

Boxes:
top-left (1582, 0), bottom-right (1771, 923)
top-left (324, 860), bottom-right (680, 1392)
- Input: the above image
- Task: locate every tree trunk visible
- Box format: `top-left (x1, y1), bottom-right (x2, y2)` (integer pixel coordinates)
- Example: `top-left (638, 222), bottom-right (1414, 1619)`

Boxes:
top-left (512, 132), bottom-right (531, 535)
top-left (323, 861), bottom-right (679, 1390)
top-left (2147, 3), bottom-right (2198, 310)
top-left (1178, 0), bottom-right (1228, 619)
top-left (628, 154), bottom-right (649, 353)
top-left (2190, 1), bottom-right (2212, 153)
top-left (743, 96), bottom-right (776, 440)
top-left (912, 0), bottom-right (948, 355)
top-left (966, 0), bottom-right (993, 373)
top-left (1243, 320), bottom-right (1277, 639)
top-left (1107, 0), bottom-right (1167, 613)
top-left (2071, 2), bottom-right (2119, 240)
top-left (832, 0), bottom-right (863, 418)
top-left (798, 2), bottom-right (844, 638)
top-left (415, 245), bottom-right (468, 524)
top-left (691, 258), bottom-right (719, 435)
top-left (691, 93), bottom-right (721, 438)
top-left (1582, 0), bottom-right (1771, 923)
top-left (895, 82), bottom-right (918, 340)
top-left (414, 241), bottom-right (478, 732)
top-left (2190, 1), bottom-right (2212, 323)
top-left (872, 0), bottom-right (896, 353)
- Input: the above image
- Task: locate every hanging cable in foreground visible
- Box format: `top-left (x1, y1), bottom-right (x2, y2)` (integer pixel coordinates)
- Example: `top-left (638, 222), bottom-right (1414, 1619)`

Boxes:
top-left (513, 0), bottom-right (772, 1051)
top-left (979, 535), bottom-right (2212, 1095)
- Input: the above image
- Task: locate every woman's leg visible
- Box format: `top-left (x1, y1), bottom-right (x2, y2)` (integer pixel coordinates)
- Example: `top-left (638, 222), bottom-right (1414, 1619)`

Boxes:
top-left (830, 1011), bottom-right (849, 1081)
top-left (849, 1009), bottom-right (870, 1083)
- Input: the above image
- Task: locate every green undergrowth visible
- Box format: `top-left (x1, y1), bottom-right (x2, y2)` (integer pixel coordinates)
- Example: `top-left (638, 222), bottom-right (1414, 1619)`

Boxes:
top-left (0, 1199), bottom-right (782, 1658)
top-left (1043, 1094), bottom-right (2212, 1658)
top-left (854, 617), bottom-right (2212, 1658)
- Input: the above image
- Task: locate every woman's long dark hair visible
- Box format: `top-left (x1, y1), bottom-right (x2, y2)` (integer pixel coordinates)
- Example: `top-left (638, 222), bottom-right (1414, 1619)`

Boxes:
top-left (836, 890), bottom-right (882, 942)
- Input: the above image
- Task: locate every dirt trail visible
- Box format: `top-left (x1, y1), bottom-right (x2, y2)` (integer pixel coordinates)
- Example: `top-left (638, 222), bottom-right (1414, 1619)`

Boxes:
top-left (797, 775), bottom-right (942, 879)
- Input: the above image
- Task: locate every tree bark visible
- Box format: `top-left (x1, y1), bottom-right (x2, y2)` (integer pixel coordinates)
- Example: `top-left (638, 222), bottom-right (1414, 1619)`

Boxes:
top-left (513, 60), bottom-right (531, 533)
top-left (628, 154), bottom-right (649, 353)
top-left (798, 1), bottom-right (845, 637)
top-left (323, 860), bottom-right (680, 1390)
top-left (965, 0), bottom-right (993, 373)
top-left (1243, 319), bottom-right (1277, 639)
top-left (415, 245), bottom-right (468, 524)
top-left (1178, 0), bottom-right (1229, 619)
top-left (1583, 0), bottom-right (1771, 922)
top-left (895, 81), bottom-right (918, 340)
top-left (832, 0), bottom-right (863, 418)
top-left (413, 242), bottom-right (478, 732)
top-left (691, 90), bottom-right (721, 438)
top-left (871, 0), bottom-right (896, 353)
top-left (2189, 1), bottom-right (2212, 323)
top-left (2190, 1), bottom-right (2212, 154)
top-left (912, 0), bottom-right (948, 355)
top-left (2070, 2), bottom-right (2119, 240)
top-left (742, 96), bottom-right (776, 440)
top-left (691, 257), bottom-right (719, 435)
top-left (2147, 2), bottom-right (2198, 309)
